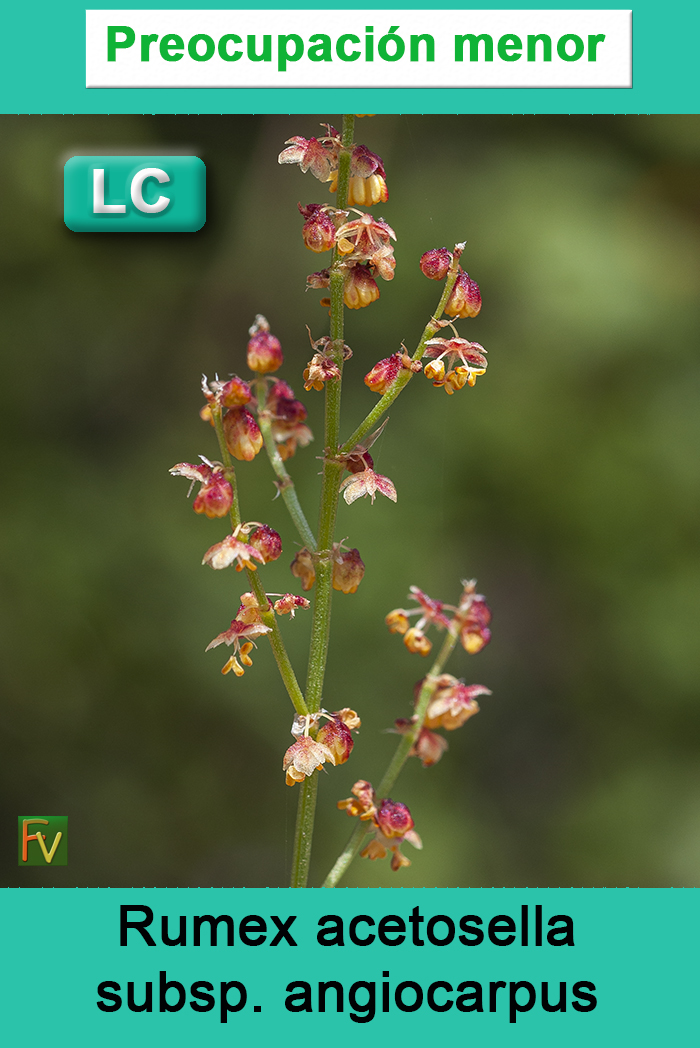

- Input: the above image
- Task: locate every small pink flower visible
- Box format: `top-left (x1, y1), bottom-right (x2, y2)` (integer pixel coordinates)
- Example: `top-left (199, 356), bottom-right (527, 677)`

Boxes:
top-left (303, 352), bottom-right (341, 392)
top-left (343, 265), bottom-right (380, 309)
top-left (330, 144), bottom-right (389, 205)
top-left (266, 380), bottom-right (313, 460)
top-left (420, 248), bottom-right (452, 281)
top-left (247, 524), bottom-right (282, 564)
top-left (445, 270), bottom-right (482, 318)
top-left (290, 548), bottom-right (316, 591)
top-left (283, 736), bottom-right (336, 785)
top-left (316, 714), bottom-right (355, 767)
top-left (279, 132), bottom-right (339, 183)
top-left (205, 618), bottom-right (272, 677)
top-left (413, 727), bottom-right (450, 767)
top-left (169, 460), bottom-right (233, 519)
top-left (375, 798), bottom-right (415, 840)
top-left (298, 203), bottom-right (337, 253)
top-left (219, 376), bottom-right (252, 407)
top-left (339, 782), bottom-right (422, 871)
top-left (336, 213), bottom-right (396, 258)
top-left (223, 407), bottom-right (263, 461)
top-left (425, 681), bottom-right (490, 730)
top-left (385, 585), bottom-right (454, 657)
top-left (332, 547), bottom-right (365, 594)
top-left (364, 353), bottom-right (402, 394)
top-left (423, 336), bottom-right (488, 392)
top-left (340, 469), bottom-right (397, 506)
top-left (460, 594), bottom-right (492, 654)
top-left (306, 268), bottom-right (330, 290)
top-left (202, 533), bottom-right (265, 572)
top-left (247, 315), bottom-right (283, 374)
top-left (273, 593), bottom-right (310, 617)
top-left (338, 779), bottom-right (377, 820)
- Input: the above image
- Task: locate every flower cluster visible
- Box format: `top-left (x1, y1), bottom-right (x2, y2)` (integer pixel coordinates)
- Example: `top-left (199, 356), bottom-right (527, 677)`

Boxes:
top-left (263, 378), bottom-right (313, 460)
top-left (169, 458), bottom-right (233, 519)
top-left (283, 708), bottom-right (361, 786)
top-left (423, 334), bottom-right (488, 393)
top-left (290, 543), bottom-right (366, 594)
top-left (419, 247), bottom-right (487, 393)
top-left (338, 780), bottom-right (422, 871)
top-left (202, 521), bottom-right (282, 572)
top-left (386, 580), bottom-right (492, 658)
top-left (420, 248), bottom-right (482, 318)
top-left (205, 588), bottom-right (310, 677)
top-left (279, 123), bottom-right (395, 310)
top-left (395, 675), bottom-right (492, 767)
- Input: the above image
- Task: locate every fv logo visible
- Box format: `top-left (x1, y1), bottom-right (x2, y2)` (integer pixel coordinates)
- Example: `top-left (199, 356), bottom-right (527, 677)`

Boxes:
top-left (18, 816), bottom-right (68, 865)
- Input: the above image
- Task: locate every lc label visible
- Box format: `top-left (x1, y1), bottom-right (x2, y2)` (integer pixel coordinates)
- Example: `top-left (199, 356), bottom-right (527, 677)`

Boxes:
top-left (64, 155), bottom-right (206, 232)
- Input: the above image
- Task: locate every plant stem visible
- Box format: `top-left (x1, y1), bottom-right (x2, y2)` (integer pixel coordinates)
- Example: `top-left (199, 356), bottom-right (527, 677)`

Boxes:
top-left (322, 625), bottom-right (461, 888)
top-left (212, 406), bottom-right (308, 718)
top-left (290, 775), bottom-right (318, 889)
top-left (291, 114), bottom-right (355, 888)
top-left (376, 627), bottom-right (459, 798)
top-left (255, 379), bottom-right (317, 552)
top-left (339, 247), bottom-right (463, 456)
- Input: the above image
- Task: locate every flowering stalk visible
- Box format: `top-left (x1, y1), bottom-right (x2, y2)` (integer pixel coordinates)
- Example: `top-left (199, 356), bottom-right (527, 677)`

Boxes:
top-left (291, 115), bottom-right (355, 889)
top-left (212, 404), bottom-right (309, 718)
top-left (171, 115), bottom-right (492, 891)
top-left (322, 623), bottom-right (459, 888)
top-left (340, 246), bottom-right (462, 456)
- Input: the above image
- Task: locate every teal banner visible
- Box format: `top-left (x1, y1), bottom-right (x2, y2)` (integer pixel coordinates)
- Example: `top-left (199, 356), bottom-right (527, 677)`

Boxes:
top-left (1, 1), bottom-right (699, 112)
top-left (1, 888), bottom-right (695, 1044)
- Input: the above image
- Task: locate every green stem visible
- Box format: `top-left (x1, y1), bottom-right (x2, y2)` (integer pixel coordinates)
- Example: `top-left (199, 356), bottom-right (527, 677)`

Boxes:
top-left (322, 625), bottom-right (461, 888)
top-left (212, 406), bottom-right (308, 718)
top-left (291, 114), bottom-right (355, 889)
top-left (339, 247), bottom-right (463, 456)
top-left (290, 775), bottom-right (318, 888)
top-left (254, 379), bottom-right (317, 552)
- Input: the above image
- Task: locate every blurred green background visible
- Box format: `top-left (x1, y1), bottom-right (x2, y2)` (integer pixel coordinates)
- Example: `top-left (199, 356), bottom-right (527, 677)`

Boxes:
top-left (1, 114), bottom-right (699, 888)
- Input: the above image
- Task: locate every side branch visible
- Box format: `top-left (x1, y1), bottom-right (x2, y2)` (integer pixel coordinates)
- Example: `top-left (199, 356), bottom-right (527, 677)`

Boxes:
top-left (212, 405), bottom-right (308, 718)
top-left (322, 624), bottom-right (461, 888)
top-left (339, 245), bottom-right (464, 456)
top-left (255, 380), bottom-right (317, 552)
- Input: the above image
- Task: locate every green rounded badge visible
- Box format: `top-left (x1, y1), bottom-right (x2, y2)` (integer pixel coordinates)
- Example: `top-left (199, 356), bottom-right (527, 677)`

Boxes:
top-left (64, 155), bottom-right (206, 232)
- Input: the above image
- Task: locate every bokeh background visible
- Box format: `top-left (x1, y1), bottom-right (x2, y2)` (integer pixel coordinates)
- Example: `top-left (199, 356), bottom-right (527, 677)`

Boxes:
top-left (1, 114), bottom-right (699, 888)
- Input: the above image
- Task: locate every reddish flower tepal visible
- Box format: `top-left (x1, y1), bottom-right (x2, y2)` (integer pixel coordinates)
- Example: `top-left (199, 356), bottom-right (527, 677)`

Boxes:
top-left (169, 459), bottom-right (233, 519)
top-left (205, 618), bottom-right (272, 677)
top-left (247, 314), bottom-right (283, 374)
top-left (338, 780), bottom-right (422, 871)
top-left (283, 708), bottom-right (361, 785)
top-left (340, 468), bottom-right (397, 506)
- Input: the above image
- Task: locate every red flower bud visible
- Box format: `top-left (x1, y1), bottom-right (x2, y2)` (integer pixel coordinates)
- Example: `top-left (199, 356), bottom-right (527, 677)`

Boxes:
top-left (420, 248), bottom-right (452, 281)
top-left (219, 376), bottom-right (252, 407)
top-left (192, 472), bottom-right (233, 519)
top-left (247, 315), bottom-right (283, 373)
top-left (375, 799), bottom-right (414, 840)
top-left (248, 524), bottom-right (282, 563)
top-left (344, 265), bottom-right (379, 310)
top-left (316, 715), bottom-right (354, 766)
top-left (332, 547), bottom-right (365, 594)
top-left (291, 548), bottom-right (316, 591)
top-left (364, 352), bottom-right (401, 394)
top-left (223, 407), bottom-right (263, 461)
top-left (446, 270), bottom-right (482, 319)
top-left (299, 203), bottom-right (336, 253)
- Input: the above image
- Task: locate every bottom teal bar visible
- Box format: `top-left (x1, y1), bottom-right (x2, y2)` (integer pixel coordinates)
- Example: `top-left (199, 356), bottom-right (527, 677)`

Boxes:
top-left (0, 888), bottom-right (693, 1044)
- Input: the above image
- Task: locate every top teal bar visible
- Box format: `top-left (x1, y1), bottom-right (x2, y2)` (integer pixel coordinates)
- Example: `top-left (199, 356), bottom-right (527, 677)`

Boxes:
top-left (2, 1), bottom-right (699, 113)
